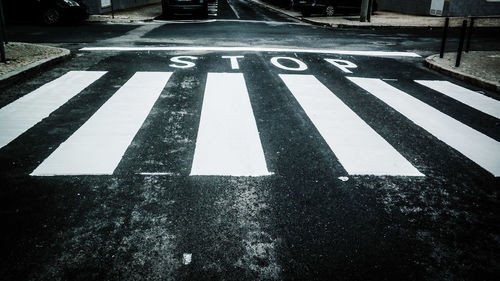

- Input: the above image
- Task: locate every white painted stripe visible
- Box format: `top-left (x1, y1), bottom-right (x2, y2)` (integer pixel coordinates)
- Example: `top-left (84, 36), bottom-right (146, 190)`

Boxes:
top-left (349, 77), bottom-right (500, 177)
top-left (153, 19), bottom-right (308, 26)
top-left (280, 74), bottom-right (423, 176)
top-left (31, 72), bottom-right (172, 176)
top-left (415, 80), bottom-right (500, 119)
top-left (0, 71), bottom-right (106, 149)
top-left (190, 73), bottom-right (271, 176)
top-left (227, 0), bottom-right (241, 19)
top-left (79, 46), bottom-right (421, 58)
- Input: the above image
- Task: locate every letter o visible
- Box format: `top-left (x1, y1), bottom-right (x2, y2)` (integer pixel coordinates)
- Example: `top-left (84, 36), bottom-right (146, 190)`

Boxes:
top-left (270, 57), bottom-right (308, 71)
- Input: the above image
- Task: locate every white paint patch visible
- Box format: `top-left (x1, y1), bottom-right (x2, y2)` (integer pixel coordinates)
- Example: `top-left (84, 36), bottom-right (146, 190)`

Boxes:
top-left (0, 71), bottom-right (106, 149)
top-left (227, 0), bottom-right (241, 19)
top-left (270, 57), bottom-right (308, 71)
top-left (79, 46), bottom-right (421, 58)
top-left (31, 72), bottom-right (172, 176)
top-left (280, 74), bottom-right (423, 176)
top-left (138, 172), bottom-right (180, 176)
top-left (349, 77), bottom-right (500, 177)
top-left (190, 73), bottom-right (271, 176)
top-left (415, 80), bottom-right (500, 119)
top-left (154, 19), bottom-right (308, 26)
top-left (170, 56), bottom-right (198, 69)
top-left (324, 59), bottom-right (358, 73)
top-left (222, 55), bottom-right (244, 70)
top-left (182, 253), bottom-right (192, 265)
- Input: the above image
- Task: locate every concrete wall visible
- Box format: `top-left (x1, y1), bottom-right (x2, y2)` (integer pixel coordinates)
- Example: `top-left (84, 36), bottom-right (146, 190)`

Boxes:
top-left (377, 0), bottom-right (500, 16)
top-left (81, 0), bottom-right (161, 14)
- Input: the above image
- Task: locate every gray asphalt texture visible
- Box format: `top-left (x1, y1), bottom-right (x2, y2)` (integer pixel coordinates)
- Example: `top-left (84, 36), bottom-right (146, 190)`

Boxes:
top-left (1, 0), bottom-right (499, 280)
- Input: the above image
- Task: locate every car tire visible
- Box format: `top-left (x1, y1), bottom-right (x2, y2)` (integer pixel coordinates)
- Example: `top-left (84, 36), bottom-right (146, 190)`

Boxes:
top-left (325, 5), bottom-right (335, 16)
top-left (42, 8), bottom-right (61, 25)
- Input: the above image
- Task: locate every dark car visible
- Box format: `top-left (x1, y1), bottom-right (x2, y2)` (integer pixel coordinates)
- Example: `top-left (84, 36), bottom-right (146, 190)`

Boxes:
top-left (2, 0), bottom-right (89, 25)
top-left (161, 0), bottom-right (209, 18)
top-left (293, 0), bottom-right (377, 16)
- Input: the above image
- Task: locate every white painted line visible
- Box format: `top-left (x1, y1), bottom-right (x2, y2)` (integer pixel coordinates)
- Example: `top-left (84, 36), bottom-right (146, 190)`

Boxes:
top-left (415, 80), bottom-right (500, 119)
top-left (280, 74), bottom-right (423, 176)
top-left (190, 73), bottom-right (271, 176)
top-left (349, 77), bottom-right (500, 177)
top-left (138, 172), bottom-right (180, 176)
top-left (153, 19), bottom-right (308, 25)
top-left (31, 72), bottom-right (172, 176)
top-left (0, 71), bottom-right (106, 149)
top-left (79, 46), bottom-right (421, 58)
top-left (227, 0), bottom-right (241, 19)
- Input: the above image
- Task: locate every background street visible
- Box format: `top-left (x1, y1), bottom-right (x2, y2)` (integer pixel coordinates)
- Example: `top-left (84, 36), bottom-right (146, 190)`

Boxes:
top-left (1, 0), bottom-right (499, 280)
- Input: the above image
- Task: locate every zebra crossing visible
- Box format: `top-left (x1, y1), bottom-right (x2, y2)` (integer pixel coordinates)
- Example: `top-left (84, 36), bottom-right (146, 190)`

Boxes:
top-left (0, 70), bottom-right (499, 177)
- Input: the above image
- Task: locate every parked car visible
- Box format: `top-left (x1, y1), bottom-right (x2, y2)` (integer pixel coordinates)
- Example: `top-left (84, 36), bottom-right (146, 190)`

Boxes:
top-left (2, 0), bottom-right (89, 25)
top-left (161, 0), bottom-right (209, 18)
top-left (293, 0), bottom-right (377, 16)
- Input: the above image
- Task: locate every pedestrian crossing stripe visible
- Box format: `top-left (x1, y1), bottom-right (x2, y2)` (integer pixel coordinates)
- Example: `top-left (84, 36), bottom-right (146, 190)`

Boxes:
top-left (190, 73), bottom-right (271, 176)
top-left (0, 71), bottom-right (107, 149)
top-left (31, 72), bottom-right (173, 176)
top-left (0, 71), bottom-right (498, 177)
top-left (348, 77), bottom-right (500, 177)
top-left (280, 74), bottom-right (423, 176)
top-left (415, 80), bottom-right (500, 119)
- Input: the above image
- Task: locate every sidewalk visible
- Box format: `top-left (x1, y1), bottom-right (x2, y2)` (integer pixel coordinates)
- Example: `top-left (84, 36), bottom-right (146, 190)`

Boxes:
top-left (86, 3), bottom-right (162, 23)
top-left (425, 51), bottom-right (500, 93)
top-left (0, 42), bottom-right (70, 85)
top-left (251, 0), bottom-right (500, 28)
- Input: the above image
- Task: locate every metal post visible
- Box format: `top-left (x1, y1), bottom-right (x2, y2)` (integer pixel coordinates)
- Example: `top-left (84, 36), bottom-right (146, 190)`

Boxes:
top-left (360, 0), bottom-right (369, 22)
top-left (465, 17), bottom-right (474, 53)
top-left (440, 17), bottom-right (449, 58)
top-left (0, 0), bottom-right (6, 62)
top-left (367, 0), bottom-right (373, 22)
top-left (0, 41), bottom-right (5, 63)
top-left (0, 0), bottom-right (7, 43)
top-left (456, 20), bottom-right (467, 67)
top-left (111, 0), bottom-right (115, 19)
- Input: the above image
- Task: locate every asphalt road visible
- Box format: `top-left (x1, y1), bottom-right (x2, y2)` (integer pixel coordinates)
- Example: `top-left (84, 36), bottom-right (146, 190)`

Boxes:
top-left (1, 1), bottom-right (500, 280)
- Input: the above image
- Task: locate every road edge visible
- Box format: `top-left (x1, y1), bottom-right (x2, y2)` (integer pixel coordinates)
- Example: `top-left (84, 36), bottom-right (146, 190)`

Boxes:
top-left (0, 47), bottom-right (71, 87)
top-left (425, 54), bottom-right (500, 94)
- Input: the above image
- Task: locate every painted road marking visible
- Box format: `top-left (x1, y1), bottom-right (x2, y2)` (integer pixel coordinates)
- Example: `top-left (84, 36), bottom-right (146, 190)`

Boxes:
top-left (31, 72), bottom-right (172, 176)
top-left (0, 71), bottom-right (106, 149)
top-left (227, 0), bottom-right (241, 19)
top-left (190, 73), bottom-right (271, 176)
top-left (280, 74), bottom-right (423, 176)
top-left (349, 77), bottom-right (500, 177)
top-left (79, 46), bottom-right (421, 58)
top-left (415, 80), bottom-right (500, 119)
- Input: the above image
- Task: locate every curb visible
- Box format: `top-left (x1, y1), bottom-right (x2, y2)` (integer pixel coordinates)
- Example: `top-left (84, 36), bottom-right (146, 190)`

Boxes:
top-left (424, 54), bottom-right (500, 94)
top-left (0, 48), bottom-right (71, 87)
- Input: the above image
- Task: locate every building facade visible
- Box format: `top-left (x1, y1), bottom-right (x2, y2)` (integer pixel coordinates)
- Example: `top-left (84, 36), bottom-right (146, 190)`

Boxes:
top-left (81, 0), bottom-right (161, 14)
top-left (377, 0), bottom-right (500, 16)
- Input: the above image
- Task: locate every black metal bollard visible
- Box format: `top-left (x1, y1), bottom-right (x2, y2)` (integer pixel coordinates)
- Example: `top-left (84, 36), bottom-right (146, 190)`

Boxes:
top-left (465, 17), bottom-right (474, 53)
top-left (440, 17), bottom-right (449, 58)
top-left (456, 20), bottom-right (468, 67)
top-left (0, 0), bottom-right (6, 62)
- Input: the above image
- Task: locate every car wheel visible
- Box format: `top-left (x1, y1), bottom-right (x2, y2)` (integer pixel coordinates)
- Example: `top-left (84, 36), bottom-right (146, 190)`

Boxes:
top-left (325, 5), bottom-right (335, 16)
top-left (43, 8), bottom-right (61, 25)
